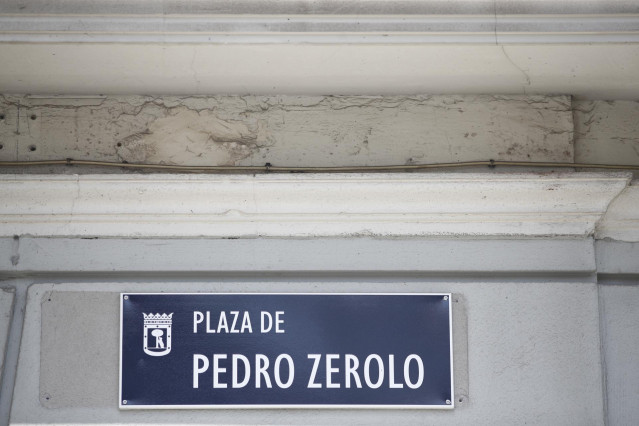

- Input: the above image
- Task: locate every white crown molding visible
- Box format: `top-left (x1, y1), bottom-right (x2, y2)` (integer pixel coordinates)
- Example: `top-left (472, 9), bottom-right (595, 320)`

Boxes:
top-left (2, 2), bottom-right (638, 98)
top-left (1, 14), bottom-right (638, 44)
top-left (0, 173), bottom-right (631, 238)
top-left (2, 0), bottom-right (638, 15)
top-left (1, 0), bottom-right (638, 44)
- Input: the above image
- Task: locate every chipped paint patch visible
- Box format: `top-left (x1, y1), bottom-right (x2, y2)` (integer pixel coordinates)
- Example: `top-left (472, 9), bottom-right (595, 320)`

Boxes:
top-left (0, 95), bottom-right (574, 169)
top-left (115, 108), bottom-right (270, 165)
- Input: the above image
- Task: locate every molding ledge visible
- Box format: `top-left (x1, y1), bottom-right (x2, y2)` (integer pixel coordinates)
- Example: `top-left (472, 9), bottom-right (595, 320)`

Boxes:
top-left (2, 1), bottom-right (638, 98)
top-left (1, 14), bottom-right (638, 44)
top-left (2, 1), bottom-right (638, 44)
top-left (0, 173), bottom-right (631, 238)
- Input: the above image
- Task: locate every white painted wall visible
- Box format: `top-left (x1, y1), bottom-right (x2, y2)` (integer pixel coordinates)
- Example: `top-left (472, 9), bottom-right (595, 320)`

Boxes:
top-left (1, 44), bottom-right (638, 99)
top-left (600, 282), bottom-right (639, 425)
top-left (2, 95), bottom-right (639, 171)
top-left (0, 96), bottom-right (637, 424)
top-left (1, 1), bottom-right (638, 98)
top-left (0, 95), bottom-right (575, 166)
top-left (1, 2), bottom-right (638, 422)
top-left (0, 173), bottom-right (630, 238)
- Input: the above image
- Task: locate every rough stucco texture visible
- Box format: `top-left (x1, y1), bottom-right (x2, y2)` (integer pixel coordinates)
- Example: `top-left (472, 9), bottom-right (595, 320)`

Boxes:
top-left (0, 95), bottom-right (574, 168)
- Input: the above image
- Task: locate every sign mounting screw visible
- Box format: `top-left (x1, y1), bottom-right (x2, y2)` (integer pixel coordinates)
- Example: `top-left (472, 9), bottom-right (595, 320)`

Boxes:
top-left (122, 400), bottom-right (128, 405)
top-left (443, 295), bottom-right (448, 301)
top-left (446, 399), bottom-right (451, 405)
top-left (123, 295), bottom-right (129, 300)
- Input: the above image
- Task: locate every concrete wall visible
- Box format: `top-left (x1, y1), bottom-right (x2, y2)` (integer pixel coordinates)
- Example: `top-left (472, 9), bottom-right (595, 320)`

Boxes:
top-left (1, 95), bottom-right (639, 172)
top-left (1, 95), bottom-right (575, 168)
top-left (0, 95), bottom-right (638, 425)
top-left (0, 160), bottom-right (637, 426)
top-left (0, 238), bottom-right (611, 425)
top-left (0, 234), bottom-right (638, 425)
top-left (2, 3), bottom-right (638, 424)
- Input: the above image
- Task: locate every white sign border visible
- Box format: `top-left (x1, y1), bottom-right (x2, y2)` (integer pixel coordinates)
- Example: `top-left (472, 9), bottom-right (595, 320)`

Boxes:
top-left (119, 292), bottom-right (454, 410)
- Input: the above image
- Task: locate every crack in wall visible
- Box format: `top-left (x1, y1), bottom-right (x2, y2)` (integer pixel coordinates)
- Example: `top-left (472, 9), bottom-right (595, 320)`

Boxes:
top-left (500, 46), bottom-right (532, 94)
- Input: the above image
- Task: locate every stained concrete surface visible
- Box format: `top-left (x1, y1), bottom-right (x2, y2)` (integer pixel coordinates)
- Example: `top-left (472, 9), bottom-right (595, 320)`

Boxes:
top-left (574, 100), bottom-right (639, 166)
top-left (2, 95), bottom-right (639, 174)
top-left (1, 44), bottom-right (639, 100)
top-left (0, 95), bottom-right (574, 168)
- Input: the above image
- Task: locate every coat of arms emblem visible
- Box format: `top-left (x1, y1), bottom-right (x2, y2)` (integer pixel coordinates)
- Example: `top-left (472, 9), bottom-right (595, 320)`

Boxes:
top-left (143, 313), bottom-right (173, 356)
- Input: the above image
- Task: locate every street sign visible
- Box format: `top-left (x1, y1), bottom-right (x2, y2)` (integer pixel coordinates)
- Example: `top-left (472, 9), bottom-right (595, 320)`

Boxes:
top-left (120, 293), bottom-right (453, 409)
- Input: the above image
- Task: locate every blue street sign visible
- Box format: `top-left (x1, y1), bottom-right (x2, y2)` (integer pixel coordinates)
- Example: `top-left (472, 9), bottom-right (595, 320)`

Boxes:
top-left (120, 293), bottom-right (453, 409)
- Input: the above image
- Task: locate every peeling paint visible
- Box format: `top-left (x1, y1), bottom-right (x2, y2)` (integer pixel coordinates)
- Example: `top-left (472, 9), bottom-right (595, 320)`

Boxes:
top-left (114, 109), bottom-right (270, 165)
top-left (0, 95), bottom-right (576, 170)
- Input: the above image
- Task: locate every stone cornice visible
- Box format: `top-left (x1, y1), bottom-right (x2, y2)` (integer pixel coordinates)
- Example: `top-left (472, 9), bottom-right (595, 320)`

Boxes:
top-left (597, 184), bottom-right (639, 242)
top-left (0, 173), bottom-right (631, 238)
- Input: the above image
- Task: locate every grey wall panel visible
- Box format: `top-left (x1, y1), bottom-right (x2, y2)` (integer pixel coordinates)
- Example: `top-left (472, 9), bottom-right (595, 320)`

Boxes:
top-left (11, 280), bottom-right (604, 425)
top-left (596, 241), bottom-right (639, 275)
top-left (600, 283), bottom-right (639, 426)
top-left (0, 287), bottom-right (14, 378)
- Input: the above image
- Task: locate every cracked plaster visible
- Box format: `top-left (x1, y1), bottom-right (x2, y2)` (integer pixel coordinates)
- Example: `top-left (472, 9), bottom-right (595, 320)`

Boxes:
top-left (0, 95), bottom-right (577, 171)
top-left (574, 100), bottom-right (639, 165)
